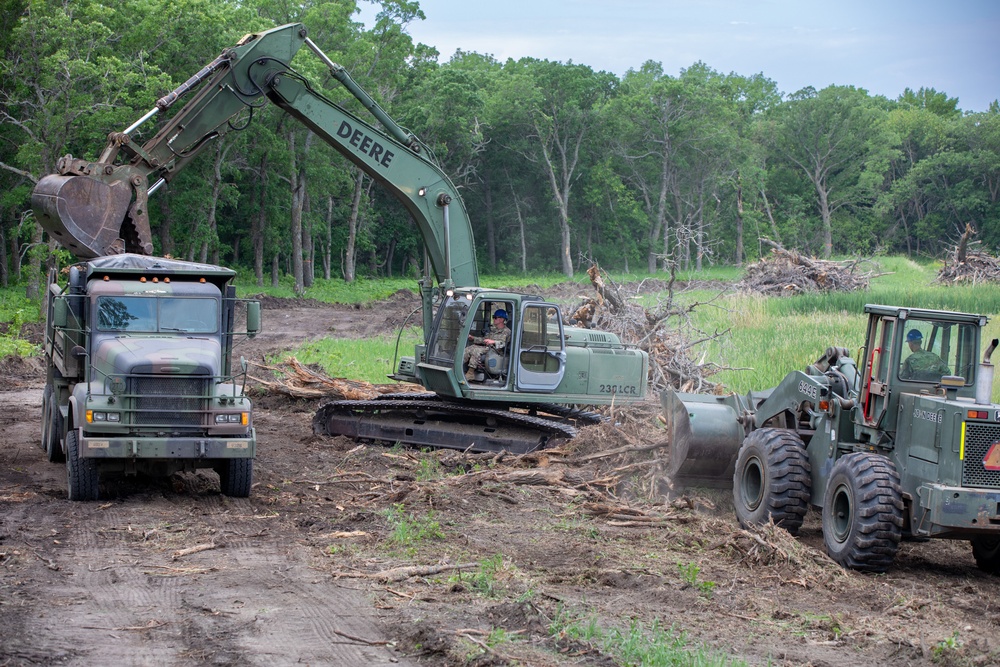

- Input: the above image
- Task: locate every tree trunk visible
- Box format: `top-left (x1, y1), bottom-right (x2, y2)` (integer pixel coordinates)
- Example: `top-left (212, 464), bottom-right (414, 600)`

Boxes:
top-left (735, 176), bottom-right (744, 266)
top-left (271, 252), bottom-right (280, 288)
top-left (344, 169), bottom-right (364, 283)
top-left (323, 195), bottom-right (333, 280)
top-left (288, 131), bottom-right (305, 295)
top-left (302, 187), bottom-right (313, 289)
top-left (25, 222), bottom-right (42, 300)
top-left (158, 193), bottom-right (174, 257)
top-left (0, 222), bottom-right (8, 288)
top-left (483, 168), bottom-right (496, 270)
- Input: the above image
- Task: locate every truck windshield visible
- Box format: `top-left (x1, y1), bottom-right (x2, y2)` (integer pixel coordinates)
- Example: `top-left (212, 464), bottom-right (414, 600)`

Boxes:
top-left (96, 296), bottom-right (218, 333)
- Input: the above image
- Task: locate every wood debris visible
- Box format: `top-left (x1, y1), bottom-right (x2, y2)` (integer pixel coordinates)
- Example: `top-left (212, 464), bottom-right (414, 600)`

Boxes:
top-left (248, 356), bottom-right (425, 399)
top-left (737, 239), bottom-right (875, 296)
top-left (937, 223), bottom-right (1000, 284)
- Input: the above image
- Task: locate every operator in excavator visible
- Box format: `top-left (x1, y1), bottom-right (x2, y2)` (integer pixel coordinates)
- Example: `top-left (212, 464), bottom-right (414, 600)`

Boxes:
top-left (900, 329), bottom-right (950, 381)
top-left (464, 309), bottom-right (510, 382)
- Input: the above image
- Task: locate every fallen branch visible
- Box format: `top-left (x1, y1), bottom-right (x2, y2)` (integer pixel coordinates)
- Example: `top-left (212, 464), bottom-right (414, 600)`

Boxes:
top-left (171, 543), bottom-right (220, 560)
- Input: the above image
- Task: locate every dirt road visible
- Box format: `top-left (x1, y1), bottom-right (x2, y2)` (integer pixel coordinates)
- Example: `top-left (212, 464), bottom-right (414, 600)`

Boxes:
top-left (3, 293), bottom-right (1000, 666)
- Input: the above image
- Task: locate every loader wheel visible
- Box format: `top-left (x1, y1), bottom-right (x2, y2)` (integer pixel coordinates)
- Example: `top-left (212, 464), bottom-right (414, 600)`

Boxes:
top-left (217, 459), bottom-right (253, 498)
top-left (733, 428), bottom-right (811, 536)
top-left (971, 536), bottom-right (1000, 574)
top-left (822, 452), bottom-right (903, 573)
top-left (66, 430), bottom-right (99, 501)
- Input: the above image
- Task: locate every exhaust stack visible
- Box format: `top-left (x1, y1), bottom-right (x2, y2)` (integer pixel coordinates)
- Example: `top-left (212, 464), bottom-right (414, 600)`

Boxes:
top-left (976, 339), bottom-right (999, 405)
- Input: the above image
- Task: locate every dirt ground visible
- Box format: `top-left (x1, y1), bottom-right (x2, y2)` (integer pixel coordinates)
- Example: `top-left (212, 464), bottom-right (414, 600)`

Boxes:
top-left (3, 286), bottom-right (1000, 666)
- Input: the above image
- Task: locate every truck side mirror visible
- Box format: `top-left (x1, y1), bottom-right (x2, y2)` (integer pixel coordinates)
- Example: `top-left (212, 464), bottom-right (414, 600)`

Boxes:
top-left (246, 301), bottom-right (261, 338)
top-left (52, 296), bottom-right (68, 328)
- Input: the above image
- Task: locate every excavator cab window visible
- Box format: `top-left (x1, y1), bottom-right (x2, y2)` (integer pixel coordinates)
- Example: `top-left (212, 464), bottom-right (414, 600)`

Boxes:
top-left (426, 295), bottom-right (468, 368)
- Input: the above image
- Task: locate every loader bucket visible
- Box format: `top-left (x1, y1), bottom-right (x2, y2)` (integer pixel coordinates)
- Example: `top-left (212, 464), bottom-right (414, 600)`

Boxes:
top-left (661, 388), bottom-right (744, 488)
top-left (32, 174), bottom-right (132, 259)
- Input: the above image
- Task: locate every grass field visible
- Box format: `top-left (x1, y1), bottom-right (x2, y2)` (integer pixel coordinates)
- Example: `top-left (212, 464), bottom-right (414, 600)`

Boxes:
top-left (6, 257), bottom-right (1000, 398)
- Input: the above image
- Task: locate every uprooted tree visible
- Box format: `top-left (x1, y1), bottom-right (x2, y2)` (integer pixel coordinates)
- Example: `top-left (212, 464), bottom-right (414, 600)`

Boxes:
top-left (571, 262), bottom-right (728, 394)
top-left (937, 224), bottom-right (1000, 284)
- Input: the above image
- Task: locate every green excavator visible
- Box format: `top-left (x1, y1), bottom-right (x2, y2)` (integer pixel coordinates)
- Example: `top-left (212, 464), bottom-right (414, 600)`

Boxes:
top-left (32, 22), bottom-right (649, 454)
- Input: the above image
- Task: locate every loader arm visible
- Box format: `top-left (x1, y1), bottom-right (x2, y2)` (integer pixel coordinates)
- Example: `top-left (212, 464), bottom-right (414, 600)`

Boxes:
top-left (31, 22), bottom-right (478, 297)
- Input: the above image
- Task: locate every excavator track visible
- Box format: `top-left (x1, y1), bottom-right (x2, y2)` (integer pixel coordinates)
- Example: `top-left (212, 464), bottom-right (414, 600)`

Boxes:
top-left (313, 399), bottom-right (578, 454)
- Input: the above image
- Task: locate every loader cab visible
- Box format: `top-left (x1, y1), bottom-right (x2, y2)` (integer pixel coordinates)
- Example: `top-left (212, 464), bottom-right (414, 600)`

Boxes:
top-left (859, 305), bottom-right (982, 433)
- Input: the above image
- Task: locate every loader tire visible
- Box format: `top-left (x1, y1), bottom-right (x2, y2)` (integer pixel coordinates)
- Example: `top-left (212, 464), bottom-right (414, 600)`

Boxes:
top-left (218, 458), bottom-right (253, 498)
top-left (822, 452), bottom-right (903, 573)
top-left (971, 536), bottom-right (1000, 574)
top-left (733, 428), bottom-right (811, 536)
top-left (66, 430), bottom-right (99, 501)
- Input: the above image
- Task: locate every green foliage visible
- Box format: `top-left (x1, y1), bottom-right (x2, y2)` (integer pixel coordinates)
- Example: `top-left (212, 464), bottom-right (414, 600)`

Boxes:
top-left (677, 561), bottom-right (716, 598)
top-left (449, 553), bottom-right (506, 598)
top-left (0, 1), bottom-right (995, 292)
top-left (284, 327), bottom-right (421, 384)
top-left (382, 503), bottom-right (444, 546)
top-left (551, 611), bottom-right (745, 667)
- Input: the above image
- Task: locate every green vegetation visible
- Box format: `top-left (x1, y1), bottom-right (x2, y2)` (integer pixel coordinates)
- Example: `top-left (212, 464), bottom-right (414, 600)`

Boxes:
top-left (551, 612), bottom-right (746, 667)
top-left (677, 561), bottom-right (716, 598)
top-left (285, 328), bottom-right (422, 382)
top-left (382, 504), bottom-right (445, 547)
top-left (449, 553), bottom-right (507, 598)
top-left (0, 292), bottom-right (40, 358)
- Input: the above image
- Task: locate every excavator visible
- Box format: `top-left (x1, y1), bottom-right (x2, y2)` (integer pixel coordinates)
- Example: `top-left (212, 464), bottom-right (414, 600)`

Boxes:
top-left (32, 22), bottom-right (649, 454)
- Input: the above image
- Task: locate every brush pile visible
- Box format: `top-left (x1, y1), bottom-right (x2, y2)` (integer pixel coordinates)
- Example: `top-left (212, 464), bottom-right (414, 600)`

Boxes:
top-left (937, 224), bottom-right (1000, 284)
top-left (571, 264), bottom-right (725, 393)
top-left (737, 239), bottom-right (873, 295)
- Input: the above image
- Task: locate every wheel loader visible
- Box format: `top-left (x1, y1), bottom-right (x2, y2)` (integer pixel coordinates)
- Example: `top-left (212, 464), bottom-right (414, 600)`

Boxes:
top-left (663, 304), bottom-right (1000, 573)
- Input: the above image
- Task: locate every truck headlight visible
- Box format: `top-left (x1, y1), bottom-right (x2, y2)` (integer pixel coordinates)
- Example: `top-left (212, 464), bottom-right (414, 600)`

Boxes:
top-left (87, 411), bottom-right (120, 423)
top-left (215, 413), bottom-right (247, 424)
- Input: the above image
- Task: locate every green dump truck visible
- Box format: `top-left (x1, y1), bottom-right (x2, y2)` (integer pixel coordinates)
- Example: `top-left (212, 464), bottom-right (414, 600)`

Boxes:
top-left (41, 254), bottom-right (261, 500)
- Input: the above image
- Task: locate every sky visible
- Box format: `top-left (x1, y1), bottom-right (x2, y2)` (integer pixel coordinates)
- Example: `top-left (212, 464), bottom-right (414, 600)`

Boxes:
top-left (358, 0), bottom-right (999, 112)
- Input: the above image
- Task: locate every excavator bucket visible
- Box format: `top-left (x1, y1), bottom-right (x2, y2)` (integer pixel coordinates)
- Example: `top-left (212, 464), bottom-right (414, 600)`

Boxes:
top-left (661, 388), bottom-right (744, 488)
top-left (32, 174), bottom-right (133, 259)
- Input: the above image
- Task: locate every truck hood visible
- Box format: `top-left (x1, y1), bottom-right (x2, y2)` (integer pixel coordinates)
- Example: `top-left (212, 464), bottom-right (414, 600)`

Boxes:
top-left (92, 336), bottom-right (222, 378)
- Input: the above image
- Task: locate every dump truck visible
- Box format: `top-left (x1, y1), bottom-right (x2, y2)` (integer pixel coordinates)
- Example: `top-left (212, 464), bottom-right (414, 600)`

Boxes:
top-left (41, 254), bottom-right (261, 500)
top-left (31, 22), bottom-right (648, 455)
top-left (664, 304), bottom-right (1000, 573)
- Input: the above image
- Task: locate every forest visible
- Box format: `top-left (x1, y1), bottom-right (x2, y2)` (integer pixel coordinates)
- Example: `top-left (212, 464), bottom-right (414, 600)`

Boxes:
top-left (1, 0), bottom-right (998, 295)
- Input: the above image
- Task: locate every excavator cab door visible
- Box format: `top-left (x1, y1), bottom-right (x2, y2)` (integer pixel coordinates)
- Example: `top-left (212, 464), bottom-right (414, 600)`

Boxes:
top-left (515, 303), bottom-right (565, 393)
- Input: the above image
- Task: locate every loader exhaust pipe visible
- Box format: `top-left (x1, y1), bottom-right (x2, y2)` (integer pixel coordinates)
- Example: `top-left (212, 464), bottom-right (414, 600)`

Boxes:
top-left (977, 338), bottom-right (998, 405)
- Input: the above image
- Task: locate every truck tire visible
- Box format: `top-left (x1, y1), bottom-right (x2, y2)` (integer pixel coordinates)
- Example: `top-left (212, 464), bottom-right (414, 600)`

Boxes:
top-left (822, 452), bottom-right (903, 572)
top-left (66, 430), bottom-right (100, 501)
top-left (218, 459), bottom-right (253, 498)
top-left (971, 536), bottom-right (1000, 573)
top-left (733, 428), bottom-right (811, 535)
top-left (42, 386), bottom-right (65, 463)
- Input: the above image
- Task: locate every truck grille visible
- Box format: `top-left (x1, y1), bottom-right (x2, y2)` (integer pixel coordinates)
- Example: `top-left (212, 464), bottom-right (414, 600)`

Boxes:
top-left (962, 422), bottom-right (1000, 489)
top-left (130, 376), bottom-right (208, 428)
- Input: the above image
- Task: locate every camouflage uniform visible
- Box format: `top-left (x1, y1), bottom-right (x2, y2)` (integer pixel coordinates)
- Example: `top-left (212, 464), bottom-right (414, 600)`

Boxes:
top-left (901, 350), bottom-right (950, 381)
top-left (464, 324), bottom-right (510, 375)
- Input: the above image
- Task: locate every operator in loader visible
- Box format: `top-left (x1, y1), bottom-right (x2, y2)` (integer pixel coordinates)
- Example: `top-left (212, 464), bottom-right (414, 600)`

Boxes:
top-left (464, 309), bottom-right (510, 382)
top-left (900, 329), bottom-right (950, 381)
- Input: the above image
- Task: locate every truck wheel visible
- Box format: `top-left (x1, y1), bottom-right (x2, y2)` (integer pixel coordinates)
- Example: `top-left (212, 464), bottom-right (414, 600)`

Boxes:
top-left (42, 386), bottom-right (65, 463)
top-left (971, 536), bottom-right (1000, 573)
top-left (40, 385), bottom-right (53, 452)
top-left (822, 452), bottom-right (903, 572)
top-left (733, 428), bottom-right (811, 535)
top-left (65, 430), bottom-right (99, 501)
top-left (218, 459), bottom-right (253, 498)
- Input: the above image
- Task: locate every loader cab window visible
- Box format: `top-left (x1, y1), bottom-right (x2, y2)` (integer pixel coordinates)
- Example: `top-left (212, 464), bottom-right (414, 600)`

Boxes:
top-left (515, 303), bottom-right (566, 392)
top-left (898, 320), bottom-right (976, 385)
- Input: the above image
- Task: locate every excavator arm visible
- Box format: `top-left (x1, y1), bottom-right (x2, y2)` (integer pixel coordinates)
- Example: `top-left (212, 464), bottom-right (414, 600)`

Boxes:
top-left (31, 23), bottom-right (478, 290)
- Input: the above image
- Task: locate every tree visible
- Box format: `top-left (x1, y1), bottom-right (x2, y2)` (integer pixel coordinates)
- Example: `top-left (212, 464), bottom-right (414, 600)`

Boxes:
top-left (768, 86), bottom-right (897, 258)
